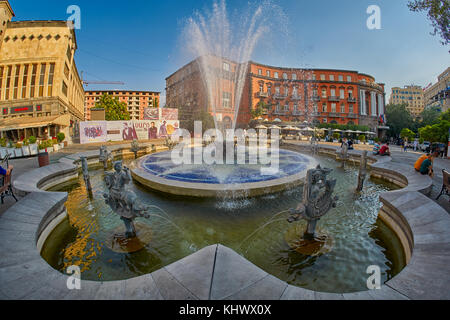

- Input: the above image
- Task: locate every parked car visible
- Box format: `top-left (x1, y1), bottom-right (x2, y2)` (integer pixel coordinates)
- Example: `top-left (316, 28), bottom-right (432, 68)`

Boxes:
top-left (420, 141), bottom-right (431, 152)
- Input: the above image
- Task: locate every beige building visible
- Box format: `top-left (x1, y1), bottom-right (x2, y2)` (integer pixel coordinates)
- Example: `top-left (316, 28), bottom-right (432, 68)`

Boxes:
top-left (424, 67), bottom-right (450, 113)
top-left (85, 90), bottom-right (160, 121)
top-left (0, 0), bottom-right (84, 143)
top-left (389, 85), bottom-right (424, 118)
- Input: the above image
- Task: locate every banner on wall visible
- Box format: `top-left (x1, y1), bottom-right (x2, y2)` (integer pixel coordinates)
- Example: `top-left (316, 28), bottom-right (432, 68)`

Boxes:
top-left (80, 120), bottom-right (181, 144)
top-left (80, 121), bottom-right (107, 144)
top-left (161, 108), bottom-right (179, 121)
top-left (143, 108), bottom-right (159, 120)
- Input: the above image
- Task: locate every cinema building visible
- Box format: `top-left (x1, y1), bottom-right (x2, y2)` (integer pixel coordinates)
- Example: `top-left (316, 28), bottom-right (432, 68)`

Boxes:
top-left (166, 57), bottom-right (387, 135)
top-left (0, 0), bottom-right (84, 143)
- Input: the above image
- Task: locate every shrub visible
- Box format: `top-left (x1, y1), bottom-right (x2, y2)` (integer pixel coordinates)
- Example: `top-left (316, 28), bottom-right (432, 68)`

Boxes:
top-left (332, 132), bottom-right (341, 140)
top-left (374, 137), bottom-right (380, 143)
top-left (15, 143), bottom-right (22, 149)
top-left (23, 139), bottom-right (30, 146)
top-left (0, 138), bottom-right (6, 147)
top-left (56, 132), bottom-right (65, 143)
top-left (358, 134), bottom-right (366, 142)
top-left (28, 136), bottom-right (37, 144)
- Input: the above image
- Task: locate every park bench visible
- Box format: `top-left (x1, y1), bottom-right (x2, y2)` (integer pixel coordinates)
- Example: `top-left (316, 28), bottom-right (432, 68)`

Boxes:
top-left (436, 169), bottom-right (450, 201)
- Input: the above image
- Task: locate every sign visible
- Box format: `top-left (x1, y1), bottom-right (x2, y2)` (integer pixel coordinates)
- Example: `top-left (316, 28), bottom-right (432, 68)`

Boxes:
top-left (144, 108), bottom-right (159, 120)
top-left (161, 108), bottom-right (179, 121)
top-left (10, 105), bottom-right (33, 114)
top-left (80, 121), bottom-right (107, 144)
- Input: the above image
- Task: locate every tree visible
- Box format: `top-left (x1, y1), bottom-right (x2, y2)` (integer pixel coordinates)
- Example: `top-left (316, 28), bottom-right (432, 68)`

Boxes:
top-left (95, 93), bottom-right (130, 121)
top-left (418, 106), bottom-right (442, 127)
top-left (184, 110), bottom-right (216, 134)
top-left (400, 128), bottom-right (416, 141)
top-left (419, 110), bottom-right (450, 143)
top-left (251, 101), bottom-right (270, 119)
top-left (408, 0), bottom-right (449, 47)
top-left (153, 98), bottom-right (159, 109)
top-left (385, 104), bottom-right (415, 138)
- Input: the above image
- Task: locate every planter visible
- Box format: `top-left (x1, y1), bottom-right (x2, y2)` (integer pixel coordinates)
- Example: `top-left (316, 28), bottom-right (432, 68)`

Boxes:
top-left (38, 152), bottom-right (50, 167)
top-left (22, 146), bottom-right (31, 157)
top-left (29, 144), bottom-right (38, 155)
top-left (14, 148), bottom-right (23, 158)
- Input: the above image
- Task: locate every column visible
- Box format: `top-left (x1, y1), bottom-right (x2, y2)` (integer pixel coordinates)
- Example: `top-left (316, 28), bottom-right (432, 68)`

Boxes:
top-left (371, 92), bottom-right (377, 116)
top-left (360, 90), bottom-right (366, 115)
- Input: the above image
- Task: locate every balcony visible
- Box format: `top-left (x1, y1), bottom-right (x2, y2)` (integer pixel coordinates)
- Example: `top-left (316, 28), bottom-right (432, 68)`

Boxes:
top-left (255, 92), bottom-right (269, 98)
top-left (328, 96), bottom-right (340, 102)
top-left (312, 96), bottom-right (321, 102)
top-left (273, 110), bottom-right (287, 115)
top-left (348, 113), bottom-right (359, 119)
top-left (292, 111), bottom-right (304, 116)
top-left (348, 97), bottom-right (357, 103)
top-left (329, 112), bottom-right (340, 117)
top-left (291, 95), bottom-right (302, 101)
top-left (274, 94), bottom-right (288, 100)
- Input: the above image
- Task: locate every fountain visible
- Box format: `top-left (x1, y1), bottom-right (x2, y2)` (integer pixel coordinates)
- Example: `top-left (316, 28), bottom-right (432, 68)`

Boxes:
top-left (286, 165), bottom-right (338, 255)
top-left (340, 141), bottom-right (349, 168)
top-left (131, 140), bottom-right (140, 159)
top-left (80, 156), bottom-right (92, 194)
top-left (103, 161), bottom-right (152, 253)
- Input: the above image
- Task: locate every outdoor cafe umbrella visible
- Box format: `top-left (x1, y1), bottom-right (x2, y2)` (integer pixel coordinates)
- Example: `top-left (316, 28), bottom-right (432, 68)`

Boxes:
top-left (255, 125), bottom-right (267, 130)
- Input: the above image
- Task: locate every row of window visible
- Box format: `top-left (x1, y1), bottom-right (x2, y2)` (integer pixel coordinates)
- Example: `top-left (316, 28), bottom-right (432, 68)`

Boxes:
top-left (0, 63), bottom-right (55, 100)
top-left (270, 103), bottom-right (357, 114)
top-left (256, 69), bottom-right (355, 82)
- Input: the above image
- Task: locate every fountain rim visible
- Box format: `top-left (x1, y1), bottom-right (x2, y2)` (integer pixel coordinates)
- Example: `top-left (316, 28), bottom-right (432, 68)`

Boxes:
top-left (129, 150), bottom-right (319, 198)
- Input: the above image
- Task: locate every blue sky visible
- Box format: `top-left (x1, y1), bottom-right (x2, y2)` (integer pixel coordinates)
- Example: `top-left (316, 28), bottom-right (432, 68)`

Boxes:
top-left (11, 0), bottom-right (449, 105)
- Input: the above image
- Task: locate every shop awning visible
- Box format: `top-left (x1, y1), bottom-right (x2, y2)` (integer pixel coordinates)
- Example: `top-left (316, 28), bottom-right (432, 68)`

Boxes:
top-left (0, 114), bottom-right (71, 132)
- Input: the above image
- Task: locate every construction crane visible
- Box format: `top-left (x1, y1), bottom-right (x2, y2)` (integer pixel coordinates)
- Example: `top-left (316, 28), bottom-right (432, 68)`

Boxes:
top-left (81, 71), bottom-right (125, 88)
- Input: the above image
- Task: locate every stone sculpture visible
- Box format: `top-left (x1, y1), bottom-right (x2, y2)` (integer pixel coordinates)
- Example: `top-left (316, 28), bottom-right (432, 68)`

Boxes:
top-left (80, 156), bottom-right (92, 193)
top-left (340, 141), bottom-right (349, 167)
top-left (99, 145), bottom-right (112, 169)
top-left (131, 140), bottom-right (140, 159)
top-left (103, 161), bottom-right (150, 238)
top-left (356, 150), bottom-right (368, 192)
top-left (288, 165), bottom-right (339, 240)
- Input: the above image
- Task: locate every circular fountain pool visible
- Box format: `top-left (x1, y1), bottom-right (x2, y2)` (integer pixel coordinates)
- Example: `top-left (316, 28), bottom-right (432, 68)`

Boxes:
top-left (131, 147), bottom-right (318, 197)
top-left (42, 153), bottom-right (406, 293)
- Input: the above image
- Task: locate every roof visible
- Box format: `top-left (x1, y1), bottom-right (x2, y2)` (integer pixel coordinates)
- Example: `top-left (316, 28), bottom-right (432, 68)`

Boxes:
top-left (0, 114), bottom-right (70, 131)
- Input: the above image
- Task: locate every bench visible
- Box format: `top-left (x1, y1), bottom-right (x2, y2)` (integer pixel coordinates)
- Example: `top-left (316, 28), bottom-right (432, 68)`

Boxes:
top-left (436, 169), bottom-right (450, 201)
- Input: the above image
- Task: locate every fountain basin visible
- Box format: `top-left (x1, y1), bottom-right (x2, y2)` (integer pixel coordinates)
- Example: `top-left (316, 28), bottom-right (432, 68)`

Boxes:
top-left (130, 148), bottom-right (318, 198)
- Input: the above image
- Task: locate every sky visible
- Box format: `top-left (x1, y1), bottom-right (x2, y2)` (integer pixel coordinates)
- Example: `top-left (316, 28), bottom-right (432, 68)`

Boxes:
top-left (10, 0), bottom-right (449, 106)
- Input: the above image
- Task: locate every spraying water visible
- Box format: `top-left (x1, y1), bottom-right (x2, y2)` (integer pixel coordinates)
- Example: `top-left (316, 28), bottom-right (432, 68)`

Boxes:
top-left (184, 0), bottom-right (285, 131)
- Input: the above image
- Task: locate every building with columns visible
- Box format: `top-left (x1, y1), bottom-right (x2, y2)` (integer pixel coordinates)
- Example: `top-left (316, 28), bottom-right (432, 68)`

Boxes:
top-left (0, 0), bottom-right (84, 143)
top-left (166, 57), bottom-right (387, 135)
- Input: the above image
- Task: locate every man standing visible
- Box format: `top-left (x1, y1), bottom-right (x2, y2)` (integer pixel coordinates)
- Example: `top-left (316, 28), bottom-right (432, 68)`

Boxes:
top-left (148, 122), bottom-right (158, 140)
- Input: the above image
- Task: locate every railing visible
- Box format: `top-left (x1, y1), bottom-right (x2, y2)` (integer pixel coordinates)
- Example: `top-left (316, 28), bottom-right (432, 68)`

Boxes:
top-left (328, 96), bottom-right (340, 102)
top-left (347, 113), bottom-right (359, 119)
top-left (254, 92), bottom-right (269, 98)
top-left (312, 96), bottom-right (321, 102)
top-left (348, 97), bottom-right (357, 103)
top-left (274, 94), bottom-right (288, 100)
top-left (291, 95), bottom-right (302, 100)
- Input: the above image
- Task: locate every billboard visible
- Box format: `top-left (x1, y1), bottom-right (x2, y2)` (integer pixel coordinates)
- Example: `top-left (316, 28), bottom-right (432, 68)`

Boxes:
top-left (80, 121), bottom-right (107, 144)
top-left (144, 108), bottom-right (159, 120)
top-left (161, 108), bottom-right (179, 121)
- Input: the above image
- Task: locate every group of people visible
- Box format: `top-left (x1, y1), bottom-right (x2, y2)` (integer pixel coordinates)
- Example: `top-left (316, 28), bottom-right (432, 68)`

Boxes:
top-left (414, 149), bottom-right (439, 177)
top-left (341, 138), bottom-right (354, 150)
top-left (373, 142), bottom-right (391, 156)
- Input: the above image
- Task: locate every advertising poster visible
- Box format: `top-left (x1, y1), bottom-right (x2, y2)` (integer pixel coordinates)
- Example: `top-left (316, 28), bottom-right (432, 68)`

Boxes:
top-left (144, 108), bottom-right (159, 120)
top-left (161, 108), bottom-right (179, 121)
top-left (80, 121), bottom-right (107, 144)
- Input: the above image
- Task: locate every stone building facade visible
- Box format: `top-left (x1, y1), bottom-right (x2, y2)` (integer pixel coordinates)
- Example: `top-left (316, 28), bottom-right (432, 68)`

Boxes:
top-left (0, 0), bottom-right (84, 143)
top-left (389, 85), bottom-right (425, 118)
top-left (424, 67), bottom-right (449, 113)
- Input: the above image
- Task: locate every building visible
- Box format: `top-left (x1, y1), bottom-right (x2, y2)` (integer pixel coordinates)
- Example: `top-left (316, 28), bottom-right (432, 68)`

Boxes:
top-left (424, 67), bottom-right (450, 113)
top-left (84, 90), bottom-right (160, 121)
top-left (389, 85), bottom-right (425, 118)
top-left (0, 0), bottom-right (85, 143)
top-left (166, 57), bottom-right (387, 134)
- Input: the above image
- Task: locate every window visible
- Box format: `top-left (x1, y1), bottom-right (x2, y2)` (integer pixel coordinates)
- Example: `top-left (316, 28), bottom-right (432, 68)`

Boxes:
top-left (330, 88), bottom-right (336, 97)
top-left (274, 72), bottom-right (279, 79)
top-left (313, 103), bottom-right (318, 113)
top-left (293, 87), bottom-right (298, 97)
top-left (223, 62), bottom-right (230, 71)
top-left (340, 104), bottom-right (345, 113)
top-left (276, 103), bottom-right (281, 112)
top-left (331, 103), bottom-right (336, 113)
top-left (30, 64), bottom-right (37, 98)
top-left (267, 86), bottom-right (272, 95)
top-left (13, 65), bottom-right (20, 99)
top-left (48, 63), bottom-right (55, 96)
top-left (284, 86), bottom-right (289, 95)
top-left (66, 46), bottom-right (72, 61)
top-left (320, 74), bottom-right (325, 80)
top-left (321, 88), bottom-right (327, 98)
top-left (338, 75), bottom-right (343, 82)
top-left (22, 65), bottom-right (28, 98)
top-left (313, 89), bottom-right (318, 97)
top-left (329, 75), bottom-right (334, 81)
top-left (259, 83), bottom-right (264, 93)
top-left (294, 104), bottom-right (298, 113)
top-left (62, 81), bottom-right (68, 96)
top-left (312, 74), bottom-right (316, 80)
top-left (39, 64), bottom-right (46, 97)
top-left (348, 89), bottom-right (353, 98)
top-left (223, 92), bottom-right (231, 108)
top-left (283, 73), bottom-right (288, 80)
top-left (284, 104), bottom-right (289, 112)
top-left (292, 74), bottom-right (297, 80)
top-left (266, 70), bottom-right (270, 77)
top-left (258, 69), bottom-right (262, 75)
top-left (347, 76), bottom-right (352, 82)
top-left (340, 89), bottom-right (345, 99)
top-left (322, 103), bottom-right (327, 112)
top-left (349, 104), bottom-right (354, 113)
top-left (5, 66), bottom-right (12, 100)
top-left (275, 87), bottom-right (280, 95)
top-left (0, 66), bottom-right (3, 99)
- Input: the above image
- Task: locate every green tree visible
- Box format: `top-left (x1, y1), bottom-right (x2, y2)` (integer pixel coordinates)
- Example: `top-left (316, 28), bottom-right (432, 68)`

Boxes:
top-left (418, 106), bottom-right (442, 127)
top-left (400, 128), bottom-right (416, 141)
top-left (184, 110), bottom-right (216, 134)
top-left (153, 98), bottom-right (159, 109)
top-left (408, 0), bottom-right (450, 47)
top-left (251, 101), bottom-right (269, 119)
top-left (385, 104), bottom-right (415, 138)
top-left (96, 93), bottom-right (130, 121)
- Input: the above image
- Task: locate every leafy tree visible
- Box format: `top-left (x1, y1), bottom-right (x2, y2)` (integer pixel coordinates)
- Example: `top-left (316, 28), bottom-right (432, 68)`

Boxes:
top-left (95, 93), bottom-right (130, 121)
top-left (400, 128), bottom-right (416, 141)
top-left (385, 104), bottom-right (415, 138)
top-left (251, 101), bottom-right (269, 119)
top-left (419, 110), bottom-right (450, 143)
top-left (418, 106), bottom-right (442, 127)
top-left (153, 98), bottom-right (159, 109)
top-left (184, 110), bottom-right (216, 134)
top-left (408, 0), bottom-right (450, 47)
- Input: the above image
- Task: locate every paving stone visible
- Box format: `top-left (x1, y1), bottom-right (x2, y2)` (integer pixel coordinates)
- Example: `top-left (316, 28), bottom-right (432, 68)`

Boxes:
top-left (123, 274), bottom-right (163, 300)
top-left (63, 279), bottom-right (102, 300)
top-left (279, 285), bottom-right (315, 300)
top-left (0, 258), bottom-right (48, 283)
top-left (210, 245), bottom-right (267, 300)
top-left (165, 245), bottom-right (217, 300)
top-left (314, 292), bottom-right (345, 300)
top-left (151, 268), bottom-right (198, 300)
top-left (95, 281), bottom-right (126, 300)
top-left (225, 275), bottom-right (288, 300)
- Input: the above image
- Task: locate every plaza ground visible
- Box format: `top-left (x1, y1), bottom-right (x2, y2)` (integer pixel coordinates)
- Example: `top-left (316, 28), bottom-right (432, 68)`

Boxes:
top-left (0, 140), bottom-right (449, 217)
